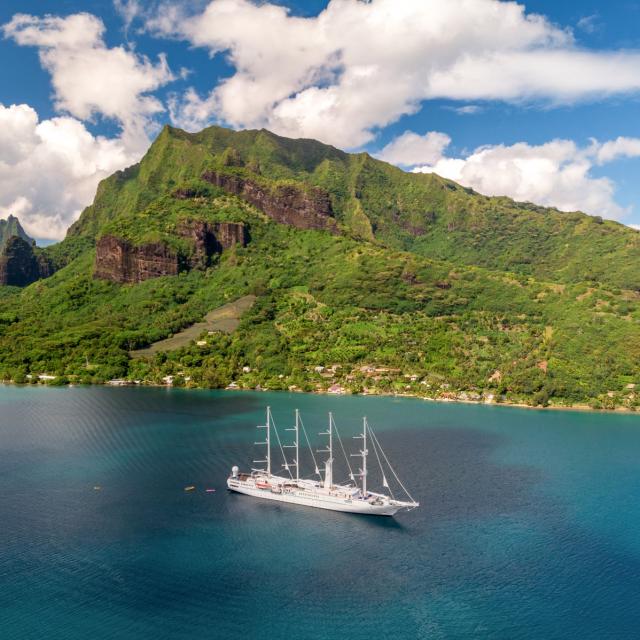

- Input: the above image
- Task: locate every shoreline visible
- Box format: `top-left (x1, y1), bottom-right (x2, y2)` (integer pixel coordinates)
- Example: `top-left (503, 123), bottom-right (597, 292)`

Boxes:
top-left (1, 380), bottom-right (636, 416)
top-left (325, 389), bottom-right (633, 415)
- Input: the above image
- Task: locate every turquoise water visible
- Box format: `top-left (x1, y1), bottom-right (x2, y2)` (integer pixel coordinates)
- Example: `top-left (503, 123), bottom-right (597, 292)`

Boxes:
top-left (1, 385), bottom-right (640, 639)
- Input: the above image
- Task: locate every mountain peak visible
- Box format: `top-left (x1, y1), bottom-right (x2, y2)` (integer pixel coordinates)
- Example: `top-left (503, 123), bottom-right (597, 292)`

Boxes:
top-left (65, 123), bottom-right (640, 290)
top-left (0, 215), bottom-right (33, 251)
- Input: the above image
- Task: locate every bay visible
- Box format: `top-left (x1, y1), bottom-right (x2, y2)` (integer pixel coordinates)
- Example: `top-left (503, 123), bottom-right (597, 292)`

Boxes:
top-left (1, 384), bottom-right (640, 639)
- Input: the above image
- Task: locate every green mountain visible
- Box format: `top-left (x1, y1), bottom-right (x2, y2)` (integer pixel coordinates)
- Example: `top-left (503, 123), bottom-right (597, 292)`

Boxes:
top-left (0, 125), bottom-right (638, 410)
top-left (0, 216), bottom-right (55, 287)
top-left (0, 214), bottom-right (32, 250)
top-left (69, 125), bottom-right (640, 290)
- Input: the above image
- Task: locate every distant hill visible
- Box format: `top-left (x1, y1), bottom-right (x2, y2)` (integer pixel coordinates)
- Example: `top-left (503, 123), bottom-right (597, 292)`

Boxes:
top-left (0, 215), bottom-right (32, 250)
top-left (0, 216), bottom-right (54, 286)
top-left (0, 125), bottom-right (638, 410)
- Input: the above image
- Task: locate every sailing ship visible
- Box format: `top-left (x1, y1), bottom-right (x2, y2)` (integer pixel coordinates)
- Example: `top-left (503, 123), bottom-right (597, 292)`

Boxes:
top-left (227, 407), bottom-right (419, 516)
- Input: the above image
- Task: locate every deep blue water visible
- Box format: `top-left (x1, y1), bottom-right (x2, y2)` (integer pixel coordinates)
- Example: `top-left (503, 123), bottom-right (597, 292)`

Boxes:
top-left (1, 385), bottom-right (640, 639)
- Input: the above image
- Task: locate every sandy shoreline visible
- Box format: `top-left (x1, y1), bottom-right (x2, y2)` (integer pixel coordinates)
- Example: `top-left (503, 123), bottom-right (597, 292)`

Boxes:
top-left (342, 390), bottom-right (634, 415)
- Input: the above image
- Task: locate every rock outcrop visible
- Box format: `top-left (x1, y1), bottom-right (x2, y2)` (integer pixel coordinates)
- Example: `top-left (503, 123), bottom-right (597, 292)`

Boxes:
top-left (0, 236), bottom-right (42, 286)
top-left (94, 236), bottom-right (180, 284)
top-left (36, 253), bottom-right (54, 279)
top-left (210, 221), bottom-right (248, 250)
top-left (177, 220), bottom-right (248, 269)
top-left (94, 221), bottom-right (248, 283)
top-left (202, 170), bottom-right (337, 233)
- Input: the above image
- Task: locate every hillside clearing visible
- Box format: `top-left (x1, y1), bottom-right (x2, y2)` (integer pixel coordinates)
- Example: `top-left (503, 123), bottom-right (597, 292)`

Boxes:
top-left (131, 294), bottom-right (256, 358)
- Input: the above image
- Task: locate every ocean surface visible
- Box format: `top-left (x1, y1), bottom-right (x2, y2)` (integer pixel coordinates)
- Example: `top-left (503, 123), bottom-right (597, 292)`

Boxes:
top-left (1, 385), bottom-right (640, 639)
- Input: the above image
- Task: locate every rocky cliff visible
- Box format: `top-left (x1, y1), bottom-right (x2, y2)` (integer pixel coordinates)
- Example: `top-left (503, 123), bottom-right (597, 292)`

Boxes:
top-left (0, 236), bottom-right (49, 286)
top-left (94, 236), bottom-right (180, 284)
top-left (94, 221), bottom-right (248, 283)
top-left (210, 221), bottom-right (248, 251)
top-left (36, 253), bottom-right (54, 279)
top-left (202, 170), bottom-right (337, 233)
top-left (177, 220), bottom-right (248, 269)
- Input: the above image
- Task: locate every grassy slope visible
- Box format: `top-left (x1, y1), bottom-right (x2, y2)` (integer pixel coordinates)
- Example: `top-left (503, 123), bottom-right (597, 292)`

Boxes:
top-left (0, 124), bottom-right (638, 408)
top-left (130, 294), bottom-right (256, 357)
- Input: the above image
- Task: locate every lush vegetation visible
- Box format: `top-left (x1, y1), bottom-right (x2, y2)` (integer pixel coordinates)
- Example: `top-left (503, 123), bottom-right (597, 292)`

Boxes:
top-left (67, 125), bottom-right (640, 290)
top-left (1, 124), bottom-right (639, 410)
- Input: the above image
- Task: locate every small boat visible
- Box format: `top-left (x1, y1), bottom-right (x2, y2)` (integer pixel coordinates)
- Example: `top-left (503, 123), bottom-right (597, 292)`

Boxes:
top-left (184, 485), bottom-right (195, 492)
top-left (205, 488), bottom-right (216, 493)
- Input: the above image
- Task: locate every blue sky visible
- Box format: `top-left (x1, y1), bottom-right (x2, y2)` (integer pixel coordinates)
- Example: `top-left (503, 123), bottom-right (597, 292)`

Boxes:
top-left (1, 0), bottom-right (640, 241)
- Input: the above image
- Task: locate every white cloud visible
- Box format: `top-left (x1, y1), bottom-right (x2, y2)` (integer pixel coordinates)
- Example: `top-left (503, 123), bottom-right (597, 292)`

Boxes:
top-left (594, 137), bottom-right (640, 165)
top-left (3, 12), bottom-right (174, 150)
top-left (167, 87), bottom-right (217, 133)
top-left (0, 11), bottom-right (178, 240)
top-left (0, 103), bottom-right (138, 241)
top-left (403, 135), bottom-right (640, 220)
top-left (4, 2), bottom-right (640, 241)
top-left (149, 0), bottom-right (640, 148)
top-left (577, 14), bottom-right (600, 35)
top-left (425, 50), bottom-right (640, 104)
top-left (113, 0), bottom-right (143, 35)
top-left (450, 105), bottom-right (482, 115)
top-left (377, 131), bottom-right (451, 167)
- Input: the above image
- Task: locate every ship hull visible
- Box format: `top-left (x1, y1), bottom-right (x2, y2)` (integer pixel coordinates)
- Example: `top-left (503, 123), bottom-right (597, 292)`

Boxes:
top-left (227, 479), bottom-right (401, 516)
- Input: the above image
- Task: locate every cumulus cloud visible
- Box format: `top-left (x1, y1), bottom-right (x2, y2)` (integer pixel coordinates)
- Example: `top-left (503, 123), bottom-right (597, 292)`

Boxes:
top-left (0, 11), bottom-right (178, 240)
top-left (0, 103), bottom-right (138, 241)
top-left (148, 0), bottom-right (640, 148)
top-left (3, 12), bottom-right (174, 150)
top-left (593, 137), bottom-right (640, 165)
top-left (5, 1), bottom-right (640, 239)
top-left (377, 131), bottom-right (451, 167)
top-left (398, 134), bottom-right (640, 220)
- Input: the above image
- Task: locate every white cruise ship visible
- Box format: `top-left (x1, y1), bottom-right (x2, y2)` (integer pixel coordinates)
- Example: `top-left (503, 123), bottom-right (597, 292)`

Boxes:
top-left (227, 407), bottom-right (419, 516)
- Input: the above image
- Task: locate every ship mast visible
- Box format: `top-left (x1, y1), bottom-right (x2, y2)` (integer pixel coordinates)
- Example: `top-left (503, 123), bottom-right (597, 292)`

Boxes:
top-left (362, 417), bottom-right (368, 496)
top-left (285, 409), bottom-right (300, 483)
top-left (327, 412), bottom-right (334, 488)
top-left (267, 406), bottom-right (271, 476)
top-left (295, 409), bottom-right (299, 483)
top-left (318, 412), bottom-right (334, 489)
top-left (351, 416), bottom-right (368, 496)
top-left (253, 406), bottom-right (272, 476)
top-left (329, 412), bottom-right (333, 470)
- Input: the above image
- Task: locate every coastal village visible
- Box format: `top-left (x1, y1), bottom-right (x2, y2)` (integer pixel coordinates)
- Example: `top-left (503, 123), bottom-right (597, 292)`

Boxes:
top-left (88, 358), bottom-right (637, 412)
